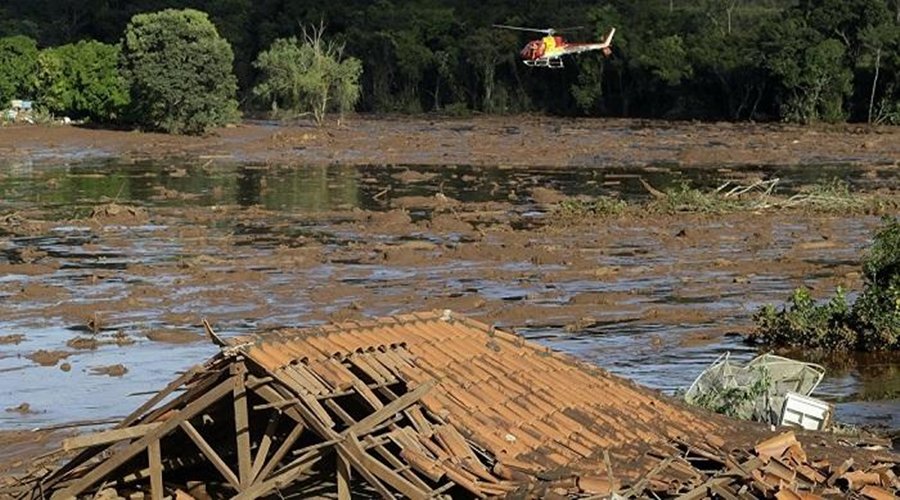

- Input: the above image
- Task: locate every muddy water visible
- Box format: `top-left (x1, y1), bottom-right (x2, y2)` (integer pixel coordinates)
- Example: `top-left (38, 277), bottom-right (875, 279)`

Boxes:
top-left (1, 159), bottom-right (898, 432)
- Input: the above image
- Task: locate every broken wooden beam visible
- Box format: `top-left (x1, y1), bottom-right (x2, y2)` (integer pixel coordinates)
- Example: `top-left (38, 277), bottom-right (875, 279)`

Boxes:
top-left (62, 423), bottom-right (163, 451)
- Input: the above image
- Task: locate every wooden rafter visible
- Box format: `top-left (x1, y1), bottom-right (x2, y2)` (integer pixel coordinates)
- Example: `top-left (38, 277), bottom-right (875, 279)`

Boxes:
top-left (232, 363), bottom-right (252, 488)
top-left (51, 377), bottom-right (234, 499)
top-left (148, 439), bottom-right (162, 500)
top-left (254, 422), bottom-right (306, 484)
top-left (250, 411), bottom-right (281, 481)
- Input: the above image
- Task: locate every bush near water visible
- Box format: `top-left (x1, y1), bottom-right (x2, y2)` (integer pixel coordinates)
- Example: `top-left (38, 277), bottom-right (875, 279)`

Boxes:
top-left (751, 216), bottom-right (900, 351)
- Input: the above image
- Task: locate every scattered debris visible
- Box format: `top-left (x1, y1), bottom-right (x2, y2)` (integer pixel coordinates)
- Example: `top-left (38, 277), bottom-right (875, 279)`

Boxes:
top-left (684, 352), bottom-right (830, 428)
top-left (89, 364), bottom-right (129, 377)
top-left (0, 334), bottom-right (25, 345)
top-left (5, 403), bottom-right (34, 414)
top-left (26, 350), bottom-right (72, 367)
top-left (15, 311), bottom-right (897, 499)
top-left (88, 203), bottom-right (149, 225)
top-left (66, 337), bottom-right (100, 351)
top-left (781, 392), bottom-right (833, 431)
top-left (144, 329), bottom-right (202, 344)
top-left (621, 430), bottom-right (900, 499)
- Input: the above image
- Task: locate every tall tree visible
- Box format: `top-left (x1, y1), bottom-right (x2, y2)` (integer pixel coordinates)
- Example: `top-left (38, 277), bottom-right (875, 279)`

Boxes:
top-left (0, 36), bottom-right (39, 104)
top-left (253, 25), bottom-right (363, 125)
top-left (120, 8), bottom-right (240, 134)
top-left (34, 40), bottom-right (129, 121)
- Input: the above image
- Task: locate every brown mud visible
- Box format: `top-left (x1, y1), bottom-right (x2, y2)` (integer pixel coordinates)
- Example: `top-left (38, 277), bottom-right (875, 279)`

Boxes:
top-left (0, 116), bottom-right (898, 168)
top-left (1, 116), bottom-right (899, 480)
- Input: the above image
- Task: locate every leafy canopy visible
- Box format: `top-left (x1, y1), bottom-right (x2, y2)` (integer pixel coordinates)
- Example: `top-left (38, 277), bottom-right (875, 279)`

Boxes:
top-left (120, 8), bottom-right (239, 134)
top-left (0, 35), bottom-right (38, 105)
top-left (253, 25), bottom-right (362, 126)
top-left (34, 40), bottom-right (129, 121)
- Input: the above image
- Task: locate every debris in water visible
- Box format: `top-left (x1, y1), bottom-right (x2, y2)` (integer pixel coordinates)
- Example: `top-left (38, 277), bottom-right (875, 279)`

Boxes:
top-left (89, 364), bottom-right (128, 377)
top-left (684, 352), bottom-right (830, 427)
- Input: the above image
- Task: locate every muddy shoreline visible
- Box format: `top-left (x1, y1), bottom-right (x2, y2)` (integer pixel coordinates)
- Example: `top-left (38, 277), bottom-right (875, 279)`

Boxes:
top-left (1, 117), bottom-right (899, 481)
top-left (1, 115), bottom-right (899, 168)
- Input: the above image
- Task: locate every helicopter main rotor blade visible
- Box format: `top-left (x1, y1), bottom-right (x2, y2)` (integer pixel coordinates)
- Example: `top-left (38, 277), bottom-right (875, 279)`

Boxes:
top-left (554, 25), bottom-right (586, 33)
top-left (492, 24), bottom-right (554, 34)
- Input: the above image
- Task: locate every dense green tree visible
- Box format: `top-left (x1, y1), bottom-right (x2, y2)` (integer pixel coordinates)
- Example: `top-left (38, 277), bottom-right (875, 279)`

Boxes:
top-left (253, 26), bottom-right (363, 125)
top-left (0, 0), bottom-right (897, 124)
top-left (762, 19), bottom-right (853, 123)
top-left (0, 36), bottom-right (39, 105)
top-left (33, 40), bottom-right (128, 121)
top-left (465, 28), bottom-right (516, 112)
top-left (798, 0), bottom-right (891, 58)
top-left (637, 35), bottom-right (693, 86)
top-left (859, 22), bottom-right (900, 123)
top-left (120, 8), bottom-right (239, 134)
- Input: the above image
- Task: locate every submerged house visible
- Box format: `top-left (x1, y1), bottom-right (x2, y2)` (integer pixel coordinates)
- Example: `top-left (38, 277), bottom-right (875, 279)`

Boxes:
top-left (22, 311), bottom-right (899, 499)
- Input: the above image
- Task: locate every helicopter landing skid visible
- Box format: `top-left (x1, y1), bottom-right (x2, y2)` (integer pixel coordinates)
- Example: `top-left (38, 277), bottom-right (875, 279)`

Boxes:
top-left (524, 58), bottom-right (564, 68)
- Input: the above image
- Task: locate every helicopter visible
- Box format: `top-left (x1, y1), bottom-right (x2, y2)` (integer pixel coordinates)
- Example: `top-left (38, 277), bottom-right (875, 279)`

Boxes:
top-left (493, 24), bottom-right (616, 68)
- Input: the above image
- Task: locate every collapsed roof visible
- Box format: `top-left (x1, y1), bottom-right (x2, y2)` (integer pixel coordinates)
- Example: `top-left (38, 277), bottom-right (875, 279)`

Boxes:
top-left (21, 311), bottom-right (899, 499)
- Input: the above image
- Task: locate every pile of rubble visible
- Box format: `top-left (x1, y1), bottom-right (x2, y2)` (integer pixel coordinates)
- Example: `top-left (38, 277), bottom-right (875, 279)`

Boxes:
top-left (6, 311), bottom-right (898, 499)
top-left (622, 431), bottom-right (898, 499)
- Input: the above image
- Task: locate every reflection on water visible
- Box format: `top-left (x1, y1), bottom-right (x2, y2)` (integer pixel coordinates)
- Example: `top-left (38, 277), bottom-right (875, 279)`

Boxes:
top-left (3, 159), bottom-right (899, 215)
top-left (0, 158), bottom-right (897, 430)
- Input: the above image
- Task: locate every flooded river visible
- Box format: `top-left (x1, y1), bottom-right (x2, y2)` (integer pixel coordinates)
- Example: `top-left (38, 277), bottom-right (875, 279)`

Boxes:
top-left (1, 158), bottom-right (898, 432)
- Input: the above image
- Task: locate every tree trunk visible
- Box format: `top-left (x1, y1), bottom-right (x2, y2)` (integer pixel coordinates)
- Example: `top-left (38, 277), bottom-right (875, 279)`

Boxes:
top-left (868, 48), bottom-right (881, 124)
top-left (316, 88), bottom-right (329, 126)
top-left (483, 66), bottom-right (495, 112)
top-left (433, 78), bottom-right (441, 111)
top-left (726, 4), bottom-right (733, 34)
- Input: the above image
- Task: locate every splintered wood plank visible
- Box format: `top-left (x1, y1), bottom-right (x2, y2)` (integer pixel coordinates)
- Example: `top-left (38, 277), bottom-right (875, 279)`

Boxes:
top-left (267, 370), bottom-right (337, 429)
top-left (343, 380), bottom-right (435, 438)
top-left (325, 399), bottom-right (357, 427)
top-left (63, 423), bottom-right (163, 451)
top-left (251, 412), bottom-right (281, 481)
top-left (51, 378), bottom-right (234, 500)
top-left (337, 452), bottom-right (351, 500)
top-left (340, 432), bottom-right (429, 500)
top-left (234, 448), bottom-right (325, 500)
top-left (180, 420), bottom-right (241, 490)
top-left (352, 377), bottom-right (386, 410)
top-left (255, 422), bottom-right (306, 483)
top-left (369, 440), bottom-right (433, 492)
top-left (148, 439), bottom-right (163, 500)
top-left (233, 366), bottom-right (252, 487)
top-left (120, 365), bottom-right (206, 428)
top-left (246, 376), bottom-right (307, 426)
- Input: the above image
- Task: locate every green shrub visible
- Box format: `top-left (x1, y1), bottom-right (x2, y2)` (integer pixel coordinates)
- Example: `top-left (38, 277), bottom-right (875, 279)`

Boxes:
top-left (751, 217), bottom-right (900, 351)
top-left (34, 40), bottom-right (129, 121)
top-left (752, 287), bottom-right (858, 349)
top-left (0, 35), bottom-right (38, 105)
top-left (853, 217), bottom-right (900, 349)
top-left (691, 366), bottom-right (772, 419)
top-left (120, 9), bottom-right (239, 134)
top-left (651, 182), bottom-right (739, 214)
top-left (253, 25), bottom-right (362, 126)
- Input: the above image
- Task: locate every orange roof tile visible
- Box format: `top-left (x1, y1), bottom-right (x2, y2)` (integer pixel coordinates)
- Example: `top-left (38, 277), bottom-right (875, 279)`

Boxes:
top-left (229, 310), bottom-right (735, 478)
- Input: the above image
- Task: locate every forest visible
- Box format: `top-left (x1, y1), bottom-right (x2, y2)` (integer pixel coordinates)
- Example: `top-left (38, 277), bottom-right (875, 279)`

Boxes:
top-left (1, 0), bottom-right (899, 125)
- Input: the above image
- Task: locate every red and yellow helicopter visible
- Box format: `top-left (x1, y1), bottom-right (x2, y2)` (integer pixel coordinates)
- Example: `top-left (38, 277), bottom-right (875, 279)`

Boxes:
top-left (494, 24), bottom-right (616, 68)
